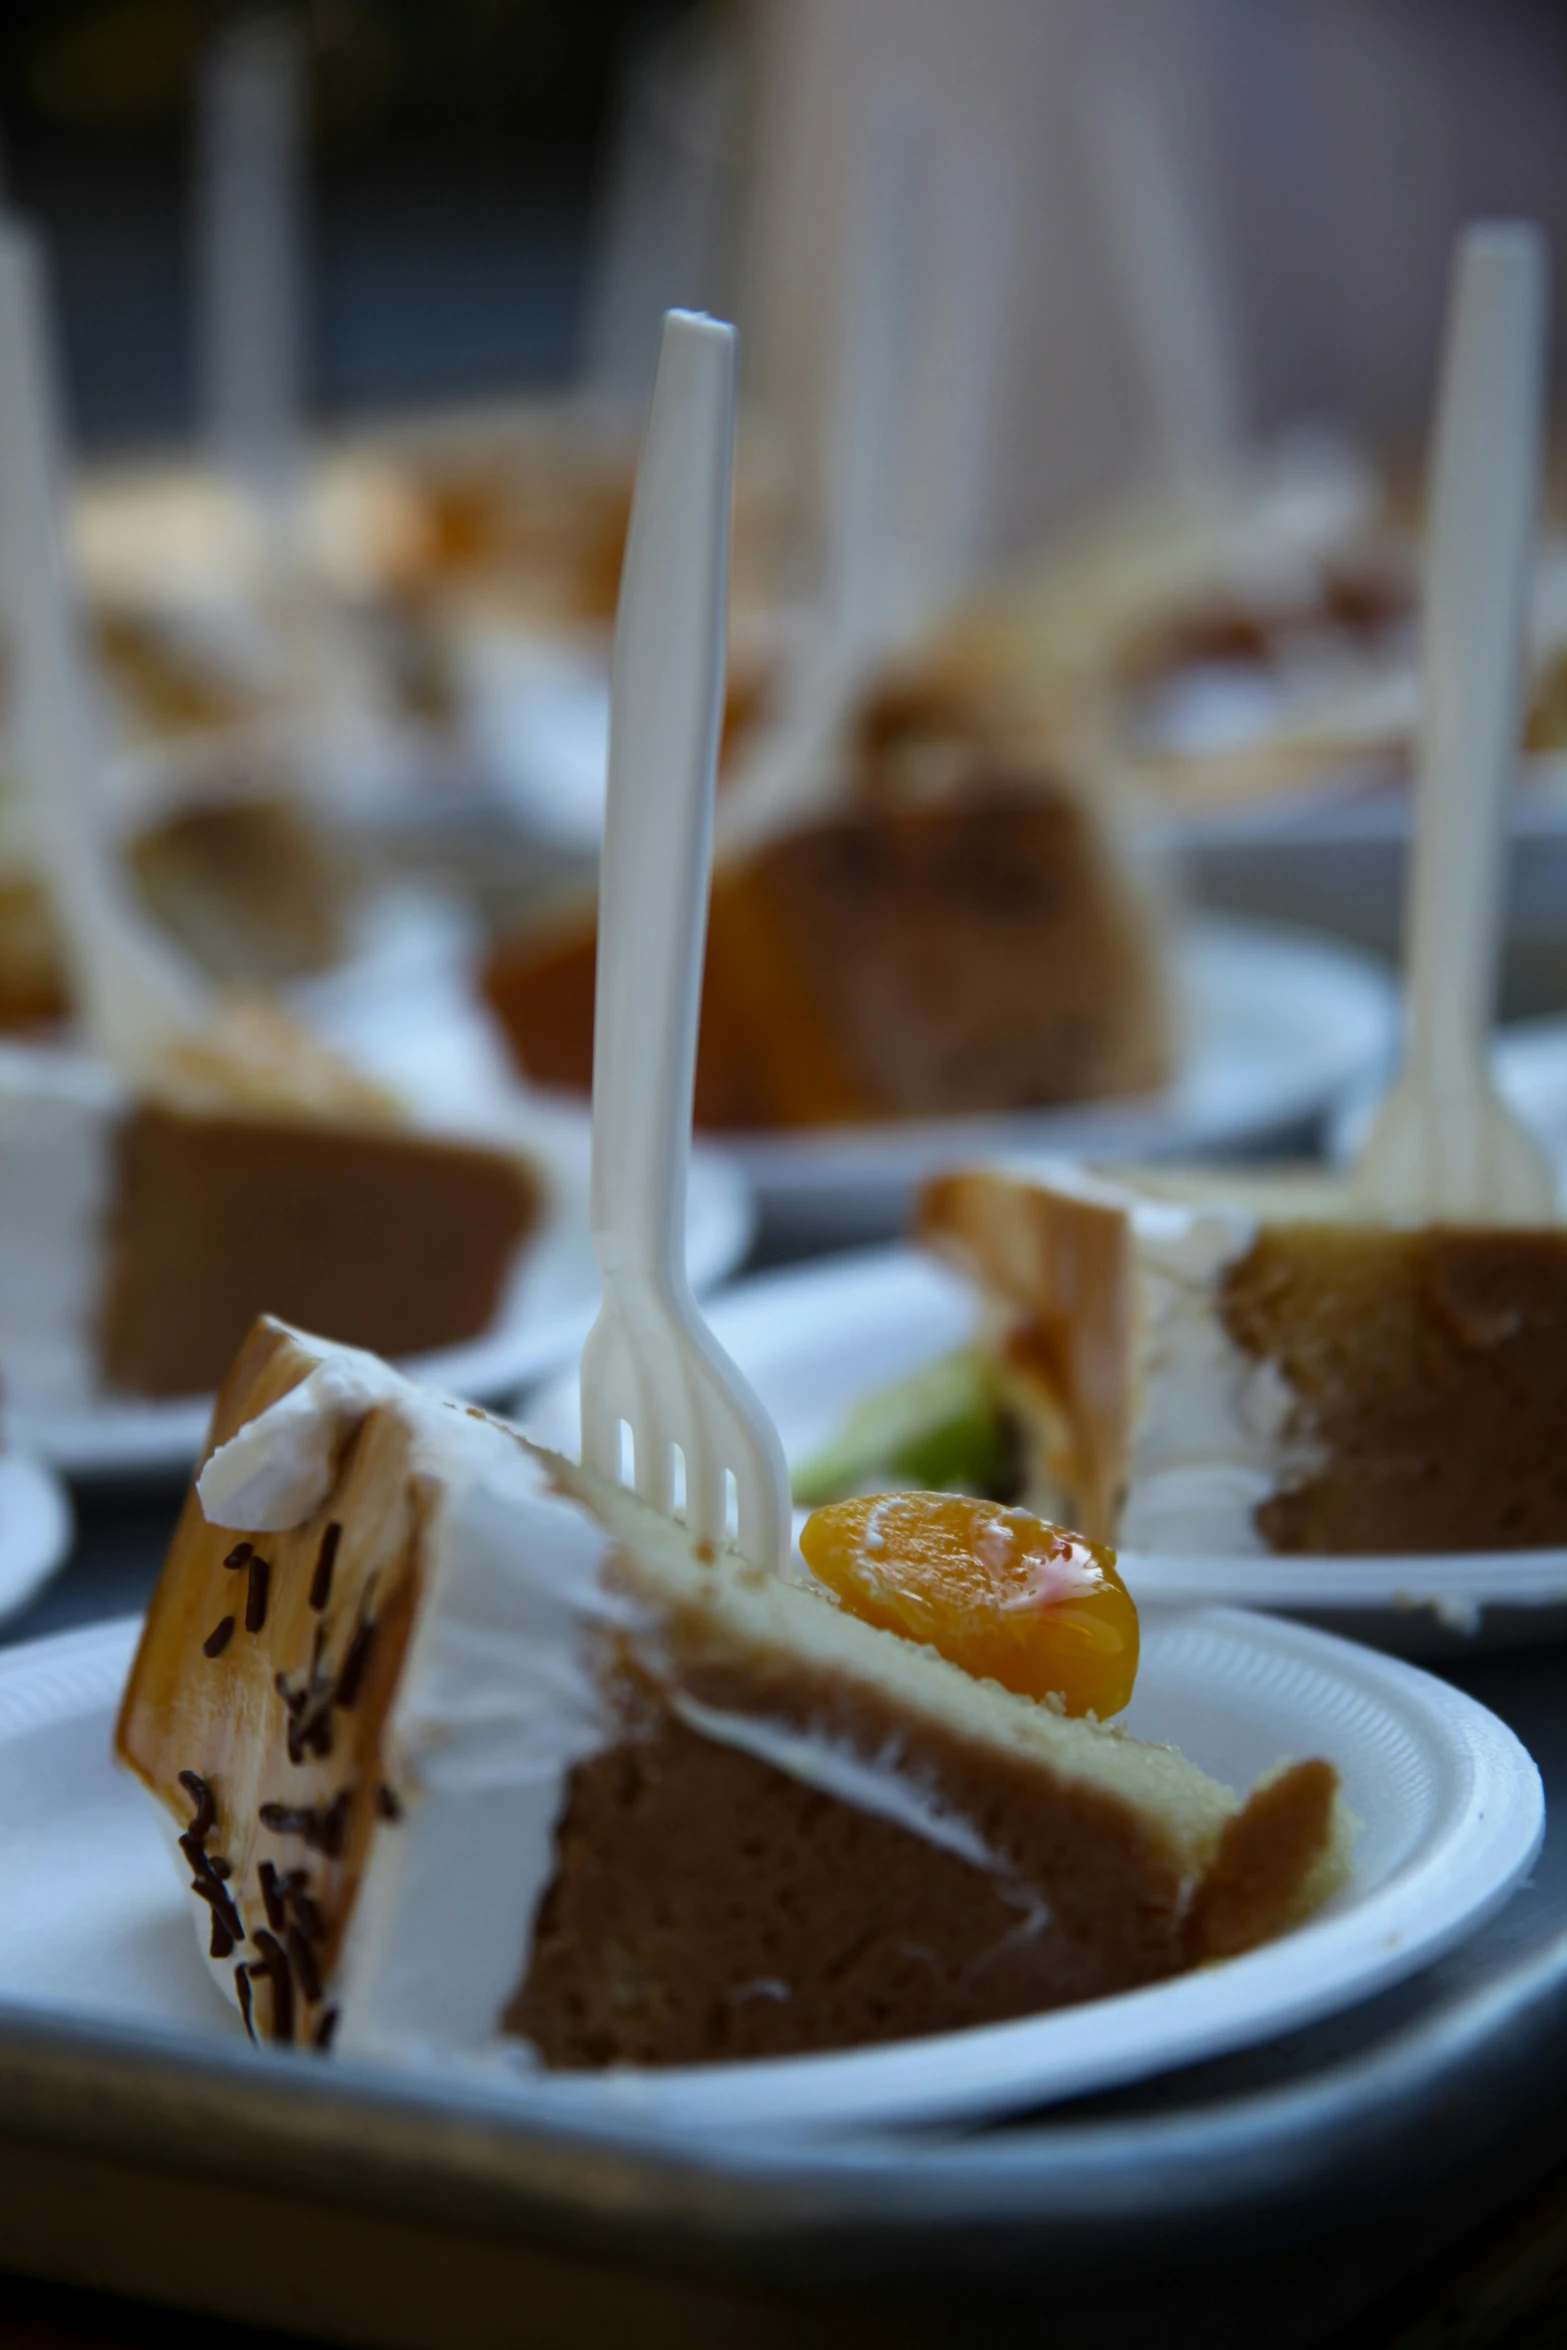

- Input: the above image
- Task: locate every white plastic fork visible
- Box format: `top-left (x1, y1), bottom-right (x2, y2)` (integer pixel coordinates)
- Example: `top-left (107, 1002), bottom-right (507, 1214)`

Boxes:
top-left (0, 220), bottom-right (208, 1083)
top-left (1355, 223), bottom-right (1556, 1224)
top-left (579, 310), bottom-right (791, 1573)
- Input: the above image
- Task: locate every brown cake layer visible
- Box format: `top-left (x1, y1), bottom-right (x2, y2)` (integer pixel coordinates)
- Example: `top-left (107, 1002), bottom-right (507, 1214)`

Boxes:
top-left (509, 1651), bottom-right (1337, 2069)
top-left (1223, 1225), bottom-right (1567, 1553)
top-left (100, 1103), bottom-right (540, 1397)
top-left (484, 786), bottom-right (1168, 1130)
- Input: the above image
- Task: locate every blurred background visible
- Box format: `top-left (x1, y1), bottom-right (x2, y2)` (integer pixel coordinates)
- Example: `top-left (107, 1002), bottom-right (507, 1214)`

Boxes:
top-left (7, 1), bottom-right (1566, 500)
top-left (5, 0), bottom-right (1567, 1074)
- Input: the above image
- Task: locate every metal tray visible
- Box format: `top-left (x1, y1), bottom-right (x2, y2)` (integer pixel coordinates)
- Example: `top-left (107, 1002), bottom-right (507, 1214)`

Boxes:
top-left (2, 1494), bottom-right (1565, 2349)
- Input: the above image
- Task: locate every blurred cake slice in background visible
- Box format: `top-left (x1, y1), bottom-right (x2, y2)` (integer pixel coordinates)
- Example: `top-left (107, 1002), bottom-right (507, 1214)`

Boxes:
top-left (0, 1002), bottom-right (542, 1408)
top-left (117, 1316), bottom-right (1348, 2066)
top-left (918, 1159), bottom-right (1567, 1556)
top-left (482, 658), bottom-right (1172, 1130)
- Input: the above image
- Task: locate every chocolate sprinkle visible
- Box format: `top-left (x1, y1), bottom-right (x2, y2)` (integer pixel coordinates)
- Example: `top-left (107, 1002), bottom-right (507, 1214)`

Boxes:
top-left (375, 1784), bottom-right (402, 1824)
top-left (287, 1924), bottom-right (322, 2003)
top-left (177, 1770), bottom-right (215, 1842)
top-left (191, 1873), bottom-right (244, 1947)
top-left (224, 1543), bottom-right (254, 1570)
top-left (202, 1616), bottom-right (236, 1659)
top-left (309, 1522), bottom-right (341, 1613)
top-left (312, 2005), bottom-right (339, 2053)
top-left (252, 1931), bottom-right (295, 2045)
top-left (288, 1885), bottom-right (325, 1944)
top-left (235, 1964), bottom-right (256, 2044)
top-left (258, 1860), bottom-right (287, 1933)
top-left (278, 1627), bottom-right (339, 1766)
top-left (245, 1553), bottom-right (271, 1635)
top-left (258, 1791), bottom-right (352, 1859)
top-left (209, 1916), bottom-right (234, 1961)
top-left (333, 1619), bottom-right (377, 1711)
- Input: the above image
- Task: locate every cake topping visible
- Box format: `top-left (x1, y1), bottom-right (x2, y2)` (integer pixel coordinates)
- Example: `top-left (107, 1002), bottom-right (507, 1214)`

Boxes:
top-left (197, 1352), bottom-right (405, 1529)
top-left (244, 1553), bottom-right (271, 1634)
top-left (177, 1769), bottom-right (216, 1841)
top-left (259, 1792), bottom-right (352, 1858)
top-left (202, 1616), bottom-right (236, 1659)
top-left (309, 1522), bottom-right (341, 1612)
top-left (251, 1929), bottom-right (296, 2044)
top-left (800, 1494), bottom-right (1139, 1716)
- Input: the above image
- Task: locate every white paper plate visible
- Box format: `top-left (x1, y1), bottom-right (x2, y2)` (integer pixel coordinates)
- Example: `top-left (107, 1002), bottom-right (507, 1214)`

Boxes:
top-left (0, 1613), bottom-right (1539, 2136)
top-left (12, 1105), bottom-right (752, 1483)
top-left (525, 1245), bottom-right (1567, 1641)
top-left (726, 917), bottom-right (1397, 1247)
top-left (0, 1454), bottom-right (74, 1629)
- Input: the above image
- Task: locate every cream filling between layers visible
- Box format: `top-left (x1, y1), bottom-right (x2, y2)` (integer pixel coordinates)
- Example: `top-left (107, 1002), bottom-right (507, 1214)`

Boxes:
top-left (669, 1690), bottom-right (1000, 1873)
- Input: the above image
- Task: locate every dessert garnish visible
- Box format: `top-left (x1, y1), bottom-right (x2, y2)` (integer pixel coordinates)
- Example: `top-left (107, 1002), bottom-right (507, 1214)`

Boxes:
top-left (801, 1493), bottom-right (1138, 1716)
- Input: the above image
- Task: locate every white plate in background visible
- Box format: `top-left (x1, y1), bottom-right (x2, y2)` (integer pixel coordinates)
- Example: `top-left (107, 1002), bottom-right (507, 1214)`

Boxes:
top-left (525, 1244), bottom-right (1567, 1644)
top-left (0, 1454), bottom-right (74, 1629)
top-left (0, 1612), bottom-right (1538, 2135)
top-left (726, 917), bottom-right (1397, 1249)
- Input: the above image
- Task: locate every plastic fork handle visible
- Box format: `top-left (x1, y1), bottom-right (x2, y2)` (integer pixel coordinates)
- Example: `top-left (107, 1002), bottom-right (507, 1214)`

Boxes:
top-left (1404, 224), bottom-right (1546, 1088)
top-left (589, 311), bottom-right (738, 1298)
top-left (0, 222), bottom-right (205, 1075)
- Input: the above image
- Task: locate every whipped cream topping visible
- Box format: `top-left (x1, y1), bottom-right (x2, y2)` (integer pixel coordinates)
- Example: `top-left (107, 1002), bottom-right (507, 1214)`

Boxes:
top-left (197, 1347), bottom-right (407, 1529)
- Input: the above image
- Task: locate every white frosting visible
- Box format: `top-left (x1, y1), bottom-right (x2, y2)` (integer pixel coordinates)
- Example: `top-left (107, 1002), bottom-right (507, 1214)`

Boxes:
top-left (994, 1159), bottom-right (1316, 1554)
top-left (197, 1348), bottom-right (407, 1528)
top-left (192, 1356), bottom-right (633, 2059)
top-left (0, 1045), bottom-right (120, 1406)
top-left (333, 1427), bottom-right (636, 2061)
top-left (1118, 1199), bottom-right (1308, 1554)
top-left (668, 1690), bottom-right (998, 1873)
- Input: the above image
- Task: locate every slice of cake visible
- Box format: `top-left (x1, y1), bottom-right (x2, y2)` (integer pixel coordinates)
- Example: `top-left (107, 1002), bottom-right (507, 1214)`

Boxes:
top-left (0, 1009), bottom-right (541, 1406)
top-left (116, 1317), bottom-right (1349, 2068)
top-left (918, 1161), bottom-right (1567, 1555)
top-left (484, 686), bottom-right (1170, 1132)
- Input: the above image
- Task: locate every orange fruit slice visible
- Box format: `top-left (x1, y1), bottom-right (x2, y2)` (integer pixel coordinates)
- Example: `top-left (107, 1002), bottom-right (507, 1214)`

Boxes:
top-left (800, 1492), bottom-right (1138, 1717)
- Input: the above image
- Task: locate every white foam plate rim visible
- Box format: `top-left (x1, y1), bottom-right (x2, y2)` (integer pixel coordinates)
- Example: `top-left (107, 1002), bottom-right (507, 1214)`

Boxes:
top-left (0, 1610), bottom-right (1540, 2137)
top-left (0, 1454), bottom-right (74, 1629)
top-left (524, 1243), bottom-right (1567, 1626)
